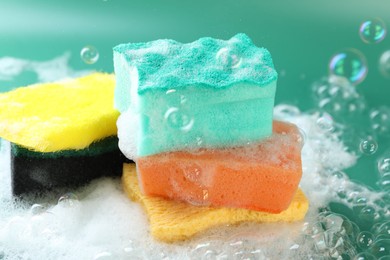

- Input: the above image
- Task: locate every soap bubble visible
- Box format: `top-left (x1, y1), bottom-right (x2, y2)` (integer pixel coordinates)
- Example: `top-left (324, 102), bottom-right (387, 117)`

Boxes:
top-left (58, 192), bottom-right (79, 207)
top-left (370, 107), bottom-right (390, 136)
top-left (359, 137), bottom-right (378, 155)
top-left (357, 231), bottom-right (375, 250)
top-left (379, 50), bottom-right (390, 78)
top-left (329, 49), bottom-right (368, 85)
top-left (30, 203), bottom-right (49, 215)
top-left (316, 112), bottom-right (334, 132)
top-left (164, 107), bottom-right (194, 132)
top-left (216, 47), bottom-right (242, 69)
top-left (368, 239), bottom-right (390, 258)
top-left (353, 252), bottom-right (377, 260)
top-left (378, 155), bottom-right (390, 176)
top-left (378, 175), bottom-right (390, 191)
top-left (80, 45), bottom-right (99, 64)
top-left (359, 18), bottom-right (387, 44)
top-left (358, 206), bottom-right (376, 224)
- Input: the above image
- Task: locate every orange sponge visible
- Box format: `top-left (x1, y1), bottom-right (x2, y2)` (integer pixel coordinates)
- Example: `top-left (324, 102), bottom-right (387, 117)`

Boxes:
top-left (137, 121), bottom-right (303, 213)
top-left (122, 163), bottom-right (309, 242)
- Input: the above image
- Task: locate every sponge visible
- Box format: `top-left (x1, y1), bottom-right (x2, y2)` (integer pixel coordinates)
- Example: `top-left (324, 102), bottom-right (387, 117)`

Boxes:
top-left (11, 137), bottom-right (125, 196)
top-left (136, 121), bottom-right (303, 213)
top-left (0, 73), bottom-right (119, 152)
top-left (114, 34), bottom-right (277, 157)
top-left (122, 163), bottom-right (309, 243)
top-left (0, 73), bottom-right (126, 195)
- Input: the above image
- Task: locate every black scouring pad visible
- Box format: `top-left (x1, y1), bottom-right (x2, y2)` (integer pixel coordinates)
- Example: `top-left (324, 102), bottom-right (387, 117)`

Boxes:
top-left (10, 136), bottom-right (132, 196)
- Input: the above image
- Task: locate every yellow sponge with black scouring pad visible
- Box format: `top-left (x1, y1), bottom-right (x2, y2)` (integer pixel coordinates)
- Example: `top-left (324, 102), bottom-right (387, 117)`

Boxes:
top-left (0, 73), bottom-right (126, 196)
top-left (0, 73), bottom-right (119, 152)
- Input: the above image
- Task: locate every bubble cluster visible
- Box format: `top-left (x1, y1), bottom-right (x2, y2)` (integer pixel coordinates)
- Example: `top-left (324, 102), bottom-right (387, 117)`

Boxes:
top-left (359, 18), bottom-right (387, 44)
top-left (80, 45), bottom-right (99, 64)
top-left (329, 50), bottom-right (368, 85)
top-left (312, 76), bottom-right (366, 120)
top-left (379, 50), bottom-right (390, 78)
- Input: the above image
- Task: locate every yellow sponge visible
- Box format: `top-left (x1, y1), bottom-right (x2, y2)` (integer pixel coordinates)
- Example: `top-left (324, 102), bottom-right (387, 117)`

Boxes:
top-left (0, 73), bottom-right (119, 152)
top-left (122, 163), bottom-right (309, 243)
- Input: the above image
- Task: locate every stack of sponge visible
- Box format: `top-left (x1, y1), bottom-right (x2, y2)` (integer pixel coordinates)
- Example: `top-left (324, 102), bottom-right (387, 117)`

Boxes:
top-left (114, 34), bottom-right (309, 242)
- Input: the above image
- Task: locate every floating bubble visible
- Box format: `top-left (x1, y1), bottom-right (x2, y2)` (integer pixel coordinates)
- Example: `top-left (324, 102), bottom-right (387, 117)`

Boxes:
top-left (359, 18), bottom-right (387, 44)
top-left (58, 192), bottom-right (79, 208)
top-left (329, 49), bottom-right (368, 85)
top-left (164, 107), bottom-right (194, 132)
top-left (379, 50), bottom-right (390, 78)
top-left (216, 47), bottom-right (242, 69)
top-left (80, 45), bottom-right (99, 64)
top-left (359, 137), bottom-right (378, 155)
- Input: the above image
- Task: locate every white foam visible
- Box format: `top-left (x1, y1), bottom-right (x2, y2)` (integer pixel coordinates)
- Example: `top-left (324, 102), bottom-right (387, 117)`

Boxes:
top-left (0, 53), bottom-right (91, 83)
top-left (3, 104), bottom-right (384, 259)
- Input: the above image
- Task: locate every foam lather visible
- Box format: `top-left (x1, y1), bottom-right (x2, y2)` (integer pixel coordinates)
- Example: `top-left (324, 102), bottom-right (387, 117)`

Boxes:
top-left (113, 33), bottom-right (277, 157)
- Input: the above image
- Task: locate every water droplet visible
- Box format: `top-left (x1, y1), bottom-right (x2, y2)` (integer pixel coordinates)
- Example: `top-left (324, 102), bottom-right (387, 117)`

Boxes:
top-left (359, 137), bottom-right (378, 155)
top-left (357, 231), bottom-right (375, 250)
top-left (58, 192), bottom-right (79, 207)
top-left (216, 47), bottom-right (242, 69)
top-left (329, 49), bottom-right (368, 85)
top-left (80, 45), bottom-right (99, 64)
top-left (164, 107), bottom-right (194, 132)
top-left (359, 18), bottom-right (387, 44)
top-left (379, 50), bottom-right (390, 78)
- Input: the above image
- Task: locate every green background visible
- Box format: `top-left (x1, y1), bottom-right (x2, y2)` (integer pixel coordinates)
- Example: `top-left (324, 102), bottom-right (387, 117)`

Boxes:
top-left (1, 0), bottom-right (389, 188)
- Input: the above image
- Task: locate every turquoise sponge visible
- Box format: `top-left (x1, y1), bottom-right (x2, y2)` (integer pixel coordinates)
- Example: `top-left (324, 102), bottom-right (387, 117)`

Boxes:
top-left (113, 34), bottom-right (277, 157)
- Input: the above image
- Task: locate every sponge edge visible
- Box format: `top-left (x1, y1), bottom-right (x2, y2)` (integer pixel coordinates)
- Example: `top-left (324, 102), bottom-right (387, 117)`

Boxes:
top-left (0, 73), bottom-right (119, 152)
top-left (122, 163), bottom-right (309, 243)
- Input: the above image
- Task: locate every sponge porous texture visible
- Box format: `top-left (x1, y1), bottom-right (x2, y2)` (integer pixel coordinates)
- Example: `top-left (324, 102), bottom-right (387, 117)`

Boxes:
top-left (0, 73), bottom-right (119, 152)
